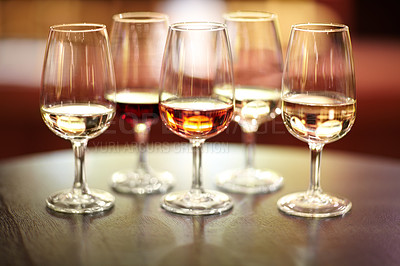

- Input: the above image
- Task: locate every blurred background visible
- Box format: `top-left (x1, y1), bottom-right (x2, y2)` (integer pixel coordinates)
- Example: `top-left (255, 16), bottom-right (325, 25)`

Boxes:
top-left (0, 0), bottom-right (399, 159)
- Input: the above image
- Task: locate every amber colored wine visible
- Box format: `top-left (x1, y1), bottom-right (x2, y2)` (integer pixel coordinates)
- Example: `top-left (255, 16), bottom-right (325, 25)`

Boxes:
top-left (159, 98), bottom-right (234, 140)
top-left (41, 103), bottom-right (115, 140)
top-left (108, 91), bottom-right (160, 125)
top-left (282, 93), bottom-right (356, 144)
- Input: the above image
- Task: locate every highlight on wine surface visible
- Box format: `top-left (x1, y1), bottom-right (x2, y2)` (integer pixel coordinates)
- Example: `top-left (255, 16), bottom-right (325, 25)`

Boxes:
top-left (159, 22), bottom-right (235, 215)
top-left (277, 23), bottom-right (356, 218)
top-left (40, 23), bottom-right (116, 214)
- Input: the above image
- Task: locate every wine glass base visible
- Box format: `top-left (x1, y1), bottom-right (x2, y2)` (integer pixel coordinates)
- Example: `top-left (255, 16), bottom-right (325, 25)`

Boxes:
top-left (46, 189), bottom-right (115, 214)
top-left (111, 169), bottom-right (174, 194)
top-left (216, 168), bottom-right (283, 194)
top-left (161, 190), bottom-right (233, 216)
top-left (277, 192), bottom-right (352, 218)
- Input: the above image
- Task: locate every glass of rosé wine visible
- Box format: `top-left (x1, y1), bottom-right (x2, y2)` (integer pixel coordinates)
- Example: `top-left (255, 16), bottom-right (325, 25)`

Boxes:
top-left (159, 22), bottom-right (235, 215)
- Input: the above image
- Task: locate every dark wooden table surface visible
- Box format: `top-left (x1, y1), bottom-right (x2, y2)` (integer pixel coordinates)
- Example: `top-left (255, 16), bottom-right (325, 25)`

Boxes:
top-left (1, 143), bottom-right (399, 266)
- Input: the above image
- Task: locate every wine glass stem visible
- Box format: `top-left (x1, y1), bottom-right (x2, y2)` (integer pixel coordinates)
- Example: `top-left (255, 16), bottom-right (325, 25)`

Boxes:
top-left (243, 131), bottom-right (256, 169)
top-left (71, 139), bottom-right (90, 195)
top-left (308, 142), bottom-right (324, 196)
top-left (190, 139), bottom-right (205, 193)
top-left (134, 123), bottom-right (150, 172)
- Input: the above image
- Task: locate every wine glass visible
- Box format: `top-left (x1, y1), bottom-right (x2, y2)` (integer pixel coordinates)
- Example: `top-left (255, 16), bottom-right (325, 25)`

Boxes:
top-left (109, 12), bottom-right (174, 194)
top-left (159, 22), bottom-right (235, 215)
top-left (40, 23), bottom-right (116, 214)
top-left (277, 23), bottom-right (356, 218)
top-left (216, 11), bottom-right (284, 194)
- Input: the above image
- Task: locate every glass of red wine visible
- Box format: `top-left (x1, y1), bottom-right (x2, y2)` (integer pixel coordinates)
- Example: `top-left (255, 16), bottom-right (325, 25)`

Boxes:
top-left (109, 12), bottom-right (174, 194)
top-left (159, 22), bottom-right (235, 215)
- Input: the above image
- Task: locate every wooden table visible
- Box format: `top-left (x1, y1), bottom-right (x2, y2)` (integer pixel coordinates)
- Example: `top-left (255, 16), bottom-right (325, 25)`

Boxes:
top-left (1, 143), bottom-right (399, 266)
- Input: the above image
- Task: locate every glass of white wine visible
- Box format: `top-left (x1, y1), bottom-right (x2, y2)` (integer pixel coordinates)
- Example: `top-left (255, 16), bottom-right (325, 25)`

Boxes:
top-left (109, 12), bottom-right (174, 194)
top-left (216, 11), bottom-right (284, 194)
top-left (40, 24), bottom-right (116, 214)
top-left (277, 23), bottom-right (356, 218)
top-left (159, 22), bottom-right (235, 215)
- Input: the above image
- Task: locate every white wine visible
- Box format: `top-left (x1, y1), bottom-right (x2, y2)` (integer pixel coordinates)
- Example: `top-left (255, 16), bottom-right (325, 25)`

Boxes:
top-left (41, 103), bottom-right (115, 140)
top-left (234, 87), bottom-right (281, 125)
top-left (282, 93), bottom-right (356, 144)
top-left (214, 86), bottom-right (280, 132)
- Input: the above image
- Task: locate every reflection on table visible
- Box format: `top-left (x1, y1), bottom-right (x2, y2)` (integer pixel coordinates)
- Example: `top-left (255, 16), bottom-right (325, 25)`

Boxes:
top-left (0, 143), bottom-right (399, 266)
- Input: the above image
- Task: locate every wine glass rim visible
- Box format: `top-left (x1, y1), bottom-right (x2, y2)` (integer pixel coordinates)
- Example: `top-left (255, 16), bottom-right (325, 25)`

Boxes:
top-left (112, 12), bottom-right (168, 23)
top-left (170, 22), bottom-right (227, 31)
top-left (223, 11), bottom-right (277, 21)
top-left (50, 23), bottom-right (106, 32)
top-left (292, 23), bottom-right (349, 32)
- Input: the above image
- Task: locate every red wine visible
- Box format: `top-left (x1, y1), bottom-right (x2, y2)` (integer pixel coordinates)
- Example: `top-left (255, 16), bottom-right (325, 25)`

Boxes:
top-left (159, 97), bottom-right (233, 140)
top-left (111, 91), bottom-right (159, 125)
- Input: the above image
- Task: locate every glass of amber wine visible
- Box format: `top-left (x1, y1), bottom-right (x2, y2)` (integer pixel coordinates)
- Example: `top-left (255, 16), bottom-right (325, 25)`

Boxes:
top-left (40, 24), bottom-right (116, 214)
top-left (277, 23), bottom-right (356, 218)
top-left (159, 22), bottom-right (235, 215)
top-left (217, 11), bottom-right (284, 194)
top-left (109, 12), bottom-right (174, 194)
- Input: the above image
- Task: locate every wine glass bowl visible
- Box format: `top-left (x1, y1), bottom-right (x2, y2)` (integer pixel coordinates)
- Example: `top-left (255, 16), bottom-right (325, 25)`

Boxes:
top-left (159, 22), bottom-right (235, 215)
top-left (282, 92), bottom-right (356, 144)
top-left (159, 98), bottom-right (233, 140)
top-left (216, 11), bottom-right (284, 194)
top-left (109, 12), bottom-right (174, 194)
top-left (40, 23), bottom-right (116, 214)
top-left (277, 23), bottom-right (356, 218)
